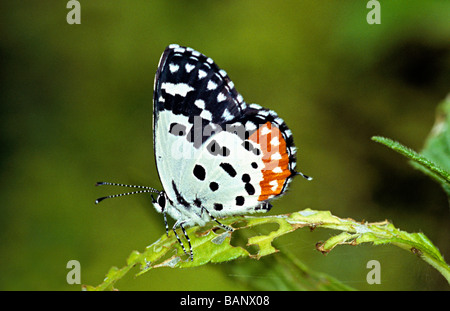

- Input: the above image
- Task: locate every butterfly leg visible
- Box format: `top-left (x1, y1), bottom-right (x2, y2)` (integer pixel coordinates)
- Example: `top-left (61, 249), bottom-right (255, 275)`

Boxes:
top-left (179, 222), bottom-right (193, 261)
top-left (173, 220), bottom-right (193, 261)
top-left (163, 211), bottom-right (169, 237)
top-left (201, 206), bottom-right (234, 232)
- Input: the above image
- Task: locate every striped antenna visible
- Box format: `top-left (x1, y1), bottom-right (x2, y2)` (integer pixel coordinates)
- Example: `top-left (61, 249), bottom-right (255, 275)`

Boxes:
top-left (296, 172), bottom-right (313, 181)
top-left (95, 181), bottom-right (159, 204)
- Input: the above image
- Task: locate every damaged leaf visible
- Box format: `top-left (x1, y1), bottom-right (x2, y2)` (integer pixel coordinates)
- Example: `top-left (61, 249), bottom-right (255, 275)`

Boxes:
top-left (84, 208), bottom-right (450, 290)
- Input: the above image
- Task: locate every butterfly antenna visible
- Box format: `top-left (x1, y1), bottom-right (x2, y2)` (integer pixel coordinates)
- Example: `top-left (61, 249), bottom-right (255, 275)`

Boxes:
top-left (96, 181), bottom-right (159, 190)
top-left (296, 172), bottom-right (313, 181)
top-left (95, 181), bottom-right (159, 204)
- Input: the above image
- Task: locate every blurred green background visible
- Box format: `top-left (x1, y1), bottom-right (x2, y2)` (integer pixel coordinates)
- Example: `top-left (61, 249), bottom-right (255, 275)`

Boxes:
top-left (1, 0), bottom-right (449, 291)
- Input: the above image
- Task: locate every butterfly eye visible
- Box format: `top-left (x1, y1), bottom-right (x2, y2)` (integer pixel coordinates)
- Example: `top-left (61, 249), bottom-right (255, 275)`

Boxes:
top-left (157, 193), bottom-right (166, 208)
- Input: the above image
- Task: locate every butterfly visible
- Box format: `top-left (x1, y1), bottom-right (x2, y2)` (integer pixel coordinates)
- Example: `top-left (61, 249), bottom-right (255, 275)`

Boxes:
top-left (96, 44), bottom-right (311, 260)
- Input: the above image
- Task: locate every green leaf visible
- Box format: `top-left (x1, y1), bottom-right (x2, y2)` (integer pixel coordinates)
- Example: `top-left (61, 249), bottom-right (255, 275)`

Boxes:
top-left (371, 136), bottom-right (450, 196)
top-left (84, 209), bottom-right (450, 290)
top-left (372, 95), bottom-right (450, 198)
top-left (422, 96), bottom-right (450, 170)
top-left (420, 95), bottom-right (450, 196)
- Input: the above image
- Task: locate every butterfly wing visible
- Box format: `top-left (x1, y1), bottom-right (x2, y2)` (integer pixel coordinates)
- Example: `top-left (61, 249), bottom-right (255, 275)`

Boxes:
top-left (153, 44), bottom-right (298, 220)
top-left (188, 105), bottom-right (299, 217)
top-left (153, 44), bottom-right (246, 136)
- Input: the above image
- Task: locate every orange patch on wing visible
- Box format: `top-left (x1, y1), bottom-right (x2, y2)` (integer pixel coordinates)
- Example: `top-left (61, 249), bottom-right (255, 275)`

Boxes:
top-left (248, 122), bottom-right (291, 201)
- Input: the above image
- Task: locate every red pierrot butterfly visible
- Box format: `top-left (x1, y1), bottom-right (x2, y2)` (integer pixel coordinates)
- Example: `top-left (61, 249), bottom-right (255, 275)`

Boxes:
top-left (96, 44), bottom-right (311, 260)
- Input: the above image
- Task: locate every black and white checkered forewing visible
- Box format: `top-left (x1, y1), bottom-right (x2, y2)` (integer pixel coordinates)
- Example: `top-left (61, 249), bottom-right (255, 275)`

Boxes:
top-left (153, 45), bottom-right (250, 221)
top-left (153, 44), bottom-right (246, 131)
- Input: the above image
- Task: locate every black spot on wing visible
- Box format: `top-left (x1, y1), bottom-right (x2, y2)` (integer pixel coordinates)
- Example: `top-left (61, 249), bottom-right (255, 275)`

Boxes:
top-left (219, 162), bottom-right (237, 178)
top-left (245, 183), bottom-right (255, 195)
top-left (235, 196), bottom-right (245, 206)
top-left (209, 182), bottom-right (219, 192)
top-left (193, 164), bottom-right (206, 181)
top-left (242, 174), bottom-right (250, 183)
top-left (213, 203), bottom-right (223, 211)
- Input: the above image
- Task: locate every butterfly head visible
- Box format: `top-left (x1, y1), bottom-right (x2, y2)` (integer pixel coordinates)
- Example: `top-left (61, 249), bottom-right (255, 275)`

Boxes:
top-left (152, 191), bottom-right (168, 213)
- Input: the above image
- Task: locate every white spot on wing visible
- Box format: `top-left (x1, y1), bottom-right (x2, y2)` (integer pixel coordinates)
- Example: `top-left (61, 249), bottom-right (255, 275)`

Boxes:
top-left (249, 103), bottom-right (262, 109)
top-left (273, 167), bottom-right (283, 174)
top-left (215, 73), bottom-right (223, 82)
top-left (270, 136), bottom-right (280, 146)
top-left (200, 110), bottom-right (213, 121)
top-left (174, 47), bottom-right (185, 53)
top-left (222, 108), bottom-right (234, 121)
top-left (194, 99), bottom-right (205, 109)
top-left (217, 92), bottom-right (227, 102)
top-left (261, 126), bottom-right (271, 135)
top-left (198, 70), bottom-right (207, 79)
top-left (257, 110), bottom-right (269, 117)
top-left (246, 121), bottom-right (257, 131)
top-left (169, 63), bottom-right (179, 73)
top-left (271, 152), bottom-right (282, 161)
top-left (207, 80), bottom-right (217, 90)
top-left (185, 63), bottom-right (195, 73)
top-left (161, 82), bottom-right (194, 97)
top-left (269, 180), bottom-right (278, 191)
top-left (274, 117), bottom-right (284, 125)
